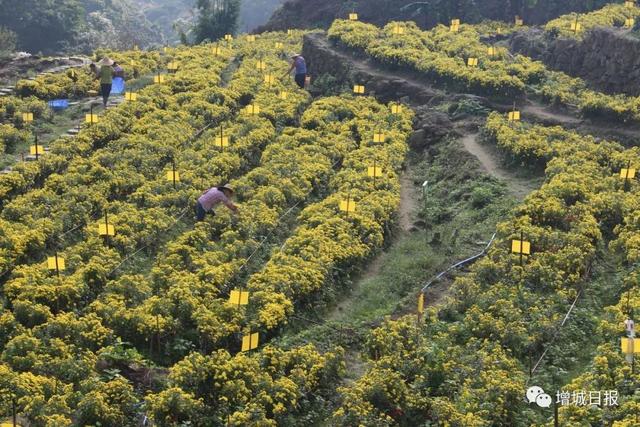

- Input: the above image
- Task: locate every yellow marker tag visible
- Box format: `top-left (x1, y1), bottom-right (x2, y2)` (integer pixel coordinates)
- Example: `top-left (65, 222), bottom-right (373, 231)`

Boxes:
top-left (625, 0), bottom-right (635, 8)
top-left (391, 104), bottom-right (402, 114)
top-left (340, 200), bottom-right (356, 213)
top-left (264, 74), bottom-right (275, 85)
top-left (246, 35), bottom-right (256, 42)
top-left (620, 168), bottom-right (636, 179)
top-left (417, 293), bottom-right (424, 314)
top-left (621, 337), bottom-right (640, 353)
top-left (30, 145), bottom-right (45, 155)
top-left (212, 46), bottom-right (221, 56)
top-left (515, 17), bottom-right (524, 26)
top-left (349, 13), bottom-right (358, 20)
top-left (85, 114), bottom-right (99, 124)
top-left (244, 104), bottom-right (260, 115)
top-left (353, 85), bottom-right (365, 94)
top-left (450, 23), bottom-right (460, 32)
top-left (47, 256), bottom-right (65, 271)
top-left (467, 57), bottom-right (478, 67)
top-left (367, 166), bottom-right (383, 177)
top-left (625, 18), bottom-right (635, 28)
top-left (275, 42), bottom-right (284, 49)
top-left (167, 62), bottom-right (179, 71)
top-left (508, 111), bottom-right (521, 121)
top-left (487, 46), bottom-right (498, 56)
top-left (511, 240), bottom-right (531, 255)
top-left (125, 92), bottom-right (138, 101)
top-left (163, 47), bottom-right (168, 53)
top-left (229, 289), bottom-right (249, 305)
top-left (279, 91), bottom-right (288, 100)
top-left (215, 136), bottom-right (229, 148)
top-left (166, 171), bottom-right (180, 182)
top-left (154, 75), bottom-right (165, 84)
top-left (224, 34), bottom-right (233, 41)
top-left (373, 132), bottom-right (385, 143)
top-left (451, 19), bottom-right (460, 25)
top-left (21, 112), bottom-right (34, 123)
top-left (287, 29), bottom-right (293, 35)
top-left (241, 332), bottom-right (259, 352)
top-left (392, 25), bottom-right (405, 35)
top-left (570, 22), bottom-right (582, 32)
top-left (98, 223), bottom-right (115, 236)
top-left (256, 60), bottom-right (266, 70)
top-left (130, 60), bottom-right (136, 66)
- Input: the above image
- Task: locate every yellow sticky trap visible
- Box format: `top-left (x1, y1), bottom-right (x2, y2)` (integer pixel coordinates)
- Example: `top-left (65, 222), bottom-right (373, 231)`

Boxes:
top-left (241, 332), bottom-right (259, 352)
top-left (167, 62), bottom-right (179, 71)
top-left (125, 92), bottom-right (137, 101)
top-left (215, 136), bottom-right (229, 148)
top-left (368, 166), bottom-right (383, 177)
top-left (511, 239), bottom-right (531, 255)
top-left (224, 34), bottom-right (233, 41)
top-left (98, 223), bottom-right (115, 236)
top-left (246, 35), bottom-right (256, 42)
top-left (496, 27), bottom-right (503, 35)
top-left (264, 74), bottom-right (275, 85)
top-left (30, 145), bottom-right (45, 155)
top-left (625, 18), bottom-right (635, 28)
top-left (340, 199), bottom-right (356, 213)
top-left (353, 85), bottom-right (365, 94)
top-left (570, 22), bottom-right (582, 32)
top-left (451, 19), bottom-right (460, 25)
top-left (244, 104), bottom-right (260, 115)
top-left (21, 112), bottom-right (34, 123)
top-left (417, 293), bottom-right (424, 314)
top-left (229, 289), bottom-right (249, 305)
top-left (450, 23), bottom-right (460, 32)
top-left (287, 29), bottom-right (293, 35)
top-left (373, 132), bottom-right (385, 143)
top-left (212, 46), bottom-right (221, 56)
top-left (508, 111), bottom-right (521, 121)
top-left (349, 13), bottom-right (358, 20)
top-left (130, 60), bottom-right (136, 67)
top-left (154, 75), bottom-right (165, 84)
top-left (47, 256), bottom-right (65, 271)
top-left (163, 46), bottom-right (168, 53)
top-left (256, 60), bottom-right (266, 70)
top-left (275, 42), bottom-right (284, 49)
top-left (620, 168), bottom-right (636, 179)
top-left (487, 46), bottom-right (498, 56)
top-left (279, 91), bottom-right (288, 100)
top-left (391, 104), bottom-right (402, 114)
top-left (392, 25), bottom-right (405, 35)
top-left (515, 17), bottom-right (523, 26)
top-left (625, 0), bottom-right (635, 8)
top-left (85, 114), bottom-right (99, 124)
top-left (166, 171), bottom-right (180, 182)
top-left (621, 337), bottom-right (640, 353)
top-left (467, 57), bottom-right (478, 67)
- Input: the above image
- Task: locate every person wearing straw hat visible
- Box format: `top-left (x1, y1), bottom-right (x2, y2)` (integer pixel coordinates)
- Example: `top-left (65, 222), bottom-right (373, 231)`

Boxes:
top-left (282, 53), bottom-right (307, 89)
top-left (195, 184), bottom-right (239, 222)
top-left (98, 57), bottom-right (115, 107)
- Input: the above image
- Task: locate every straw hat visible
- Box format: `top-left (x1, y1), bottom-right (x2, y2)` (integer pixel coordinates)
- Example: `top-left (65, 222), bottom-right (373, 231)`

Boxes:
top-left (219, 184), bottom-right (234, 195)
top-left (99, 57), bottom-right (114, 66)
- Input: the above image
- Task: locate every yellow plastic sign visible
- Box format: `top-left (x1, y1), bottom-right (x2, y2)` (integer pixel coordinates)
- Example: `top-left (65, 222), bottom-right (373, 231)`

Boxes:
top-left (508, 111), bottom-right (521, 121)
top-left (167, 62), bottom-right (179, 71)
top-left (229, 289), bottom-right (249, 305)
top-left (154, 75), bottom-right (165, 84)
top-left (264, 74), bottom-right (276, 85)
top-left (224, 34), bottom-right (233, 41)
top-left (349, 13), bottom-right (358, 20)
top-left (373, 132), bottom-right (385, 143)
top-left (47, 256), bottom-right (65, 271)
top-left (98, 223), bottom-right (115, 236)
top-left (451, 19), bottom-right (460, 25)
top-left (368, 166), bottom-right (383, 177)
top-left (340, 199), bottom-right (356, 213)
top-left (391, 104), bottom-right (402, 114)
top-left (241, 332), bottom-right (259, 352)
top-left (166, 170), bottom-right (180, 182)
top-left (246, 35), bottom-right (256, 42)
top-left (287, 29), bottom-right (294, 35)
top-left (467, 57), bottom-right (478, 67)
top-left (85, 114), bottom-right (99, 124)
top-left (625, 0), bottom-right (635, 8)
top-left (487, 46), bottom-right (498, 56)
top-left (515, 16), bottom-right (524, 26)
top-left (275, 42), bottom-right (284, 49)
top-left (625, 18), bottom-right (635, 28)
top-left (353, 85), bottom-right (365, 94)
top-left (125, 92), bottom-right (138, 101)
top-left (620, 168), bottom-right (636, 179)
top-left (392, 25), bottom-right (405, 35)
top-left (30, 145), bottom-right (45, 155)
top-left (22, 112), bottom-right (34, 123)
top-left (215, 136), bottom-right (229, 148)
top-left (279, 91), bottom-right (288, 100)
top-left (450, 23), bottom-right (460, 32)
top-left (621, 337), bottom-right (640, 353)
top-left (570, 21), bottom-right (582, 32)
top-left (417, 293), bottom-right (424, 314)
top-left (212, 46), bottom-right (221, 56)
top-left (256, 60), bottom-right (266, 70)
top-left (244, 104), bottom-right (260, 115)
top-left (511, 239), bottom-right (531, 255)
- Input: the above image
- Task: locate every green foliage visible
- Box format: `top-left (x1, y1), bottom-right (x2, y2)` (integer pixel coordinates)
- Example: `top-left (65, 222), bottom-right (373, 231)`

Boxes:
top-left (0, 25), bottom-right (16, 57)
top-left (193, 0), bottom-right (241, 43)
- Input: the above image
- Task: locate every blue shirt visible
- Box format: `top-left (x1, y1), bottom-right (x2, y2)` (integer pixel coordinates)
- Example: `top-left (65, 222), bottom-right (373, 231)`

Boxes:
top-left (294, 56), bottom-right (306, 75)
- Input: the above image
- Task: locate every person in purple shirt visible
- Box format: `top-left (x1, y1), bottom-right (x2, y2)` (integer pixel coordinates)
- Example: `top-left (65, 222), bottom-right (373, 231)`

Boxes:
top-left (195, 184), bottom-right (239, 222)
top-left (283, 53), bottom-right (307, 89)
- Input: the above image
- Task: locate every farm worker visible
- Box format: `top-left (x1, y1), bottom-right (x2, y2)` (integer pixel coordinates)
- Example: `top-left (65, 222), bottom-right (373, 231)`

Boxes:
top-left (97, 57), bottom-right (115, 107)
top-left (283, 53), bottom-right (307, 89)
top-left (195, 184), bottom-right (239, 222)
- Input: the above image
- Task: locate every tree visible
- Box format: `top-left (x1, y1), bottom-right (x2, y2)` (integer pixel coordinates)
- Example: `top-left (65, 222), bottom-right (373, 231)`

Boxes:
top-left (0, 26), bottom-right (16, 57)
top-left (193, 0), bottom-right (241, 43)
